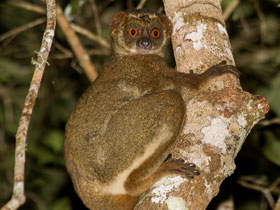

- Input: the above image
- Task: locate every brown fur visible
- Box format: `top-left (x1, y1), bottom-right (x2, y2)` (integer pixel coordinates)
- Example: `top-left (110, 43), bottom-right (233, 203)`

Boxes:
top-left (64, 10), bottom-right (239, 210)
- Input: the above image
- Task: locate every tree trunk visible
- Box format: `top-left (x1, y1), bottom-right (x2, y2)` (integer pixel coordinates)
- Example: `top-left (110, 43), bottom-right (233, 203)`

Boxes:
top-left (134, 0), bottom-right (269, 209)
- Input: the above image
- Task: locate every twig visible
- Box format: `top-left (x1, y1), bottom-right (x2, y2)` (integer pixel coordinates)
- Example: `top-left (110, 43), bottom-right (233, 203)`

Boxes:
top-left (7, 1), bottom-right (46, 14)
top-left (90, 0), bottom-right (102, 36)
top-left (269, 177), bottom-right (280, 192)
top-left (54, 41), bottom-right (73, 57)
top-left (0, 0), bottom-right (56, 209)
top-left (136, 0), bottom-right (147, 9)
top-left (237, 9), bottom-right (250, 34)
top-left (7, 1), bottom-right (110, 51)
top-left (97, 0), bottom-right (115, 13)
top-left (0, 36), bottom-right (16, 51)
top-left (56, 4), bottom-right (98, 82)
top-left (26, 192), bottom-right (47, 210)
top-left (259, 118), bottom-right (280, 126)
top-left (71, 23), bottom-right (110, 49)
top-left (53, 48), bottom-right (110, 59)
top-left (0, 18), bottom-right (46, 42)
top-left (238, 180), bottom-right (275, 209)
top-left (275, 196), bottom-right (280, 210)
top-left (223, 0), bottom-right (239, 20)
top-left (0, 84), bottom-right (14, 124)
top-left (254, 0), bottom-right (267, 43)
top-left (87, 48), bottom-right (110, 56)
top-left (237, 176), bottom-right (280, 210)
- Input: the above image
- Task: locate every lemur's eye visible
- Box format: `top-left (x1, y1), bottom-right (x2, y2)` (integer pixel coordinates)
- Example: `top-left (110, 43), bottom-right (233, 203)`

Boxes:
top-left (128, 28), bottom-right (138, 37)
top-left (151, 28), bottom-right (160, 39)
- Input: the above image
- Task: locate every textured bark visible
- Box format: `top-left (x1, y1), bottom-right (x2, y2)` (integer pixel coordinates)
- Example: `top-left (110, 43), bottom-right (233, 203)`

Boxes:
top-left (134, 0), bottom-right (269, 209)
top-left (1, 0), bottom-right (56, 209)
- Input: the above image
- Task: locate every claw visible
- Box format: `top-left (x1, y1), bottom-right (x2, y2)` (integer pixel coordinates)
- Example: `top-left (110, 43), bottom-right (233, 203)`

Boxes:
top-left (175, 159), bottom-right (185, 164)
top-left (220, 60), bottom-right (227, 65)
top-left (164, 153), bottom-right (172, 162)
top-left (193, 169), bottom-right (200, 175)
top-left (186, 163), bottom-right (196, 168)
top-left (186, 174), bottom-right (194, 179)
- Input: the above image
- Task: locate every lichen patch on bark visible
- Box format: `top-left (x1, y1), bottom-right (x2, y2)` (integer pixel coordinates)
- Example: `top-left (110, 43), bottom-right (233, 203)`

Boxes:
top-left (151, 176), bottom-right (187, 204)
top-left (201, 116), bottom-right (231, 155)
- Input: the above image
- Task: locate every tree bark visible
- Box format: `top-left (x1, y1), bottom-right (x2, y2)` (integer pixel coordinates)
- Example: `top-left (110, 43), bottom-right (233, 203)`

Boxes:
top-left (134, 0), bottom-right (269, 209)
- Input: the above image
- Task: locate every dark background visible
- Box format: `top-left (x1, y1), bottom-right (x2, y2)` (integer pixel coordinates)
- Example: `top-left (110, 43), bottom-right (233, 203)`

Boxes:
top-left (0, 0), bottom-right (279, 209)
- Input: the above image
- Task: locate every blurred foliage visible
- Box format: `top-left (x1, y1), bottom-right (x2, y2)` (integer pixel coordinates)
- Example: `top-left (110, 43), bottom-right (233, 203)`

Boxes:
top-left (0, 0), bottom-right (279, 209)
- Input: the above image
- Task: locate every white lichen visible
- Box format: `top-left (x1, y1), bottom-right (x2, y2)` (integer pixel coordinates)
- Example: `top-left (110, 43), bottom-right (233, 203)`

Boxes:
top-left (184, 23), bottom-right (207, 50)
top-left (166, 196), bottom-right (188, 210)
top-left (201, 117), bottom-right (231, 154)
top-left (40, 47), bottom-right (46, 53)
top-left (44, 29), bottom-right (55, 51)
top-left (204, 179), bottom-right (213, 200)
top-left (225, 40), bottom-right (235, 62)
top-left (176, 45), bottom-right (182, 54)
top-left (173, 17), bottom-right (184, 34)
top-left (216, 23), bottom-right (228, 37)
top-left (46, 29), bottom-right (55, 37)
top-left (45, 37), bottom-right (53, 51)
top-left (237, 115), bottom-right (247, 128)
top-left (180, 146), bottom-right (211, 171)
top-left (151, 176), bottom-right (187, 204)
top-left (83, 54), bottom-right (90, 60)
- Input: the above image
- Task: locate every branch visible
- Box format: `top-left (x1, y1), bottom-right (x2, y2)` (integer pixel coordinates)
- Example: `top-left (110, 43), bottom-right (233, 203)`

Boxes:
top-left (135, 0), bottom-right (269, 209)
top-left (90, 0), bottom-right (102, 36)
top-left (259, 118), bottom-right (280, 126)
top-left (223, 0), bottom-right (239, 21)
top-left (0, 18), bottom-right (46, 42)
top-left (7, 1), bottom-right (46, 14)
top-left (275, 196), bottom-right (280, 210)
top-left (70, 23), bottom-right (110, 49)
top-left (56, 4), bottom-right (98, 82)
top-left (0, 0), bottom-right (56, 209)
top-left (7, 1), bottom-right (110, 81)
top-left (6, 1), bottom-right (110, 49)
top-left (136, 0), bottom-right (147, 9)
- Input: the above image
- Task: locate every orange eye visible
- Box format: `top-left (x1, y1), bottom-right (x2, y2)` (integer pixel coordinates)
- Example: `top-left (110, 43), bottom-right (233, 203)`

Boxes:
top-left (128, 28), bottom-right (138, 37)
top-left (152, 28), bottom-right (160, 39)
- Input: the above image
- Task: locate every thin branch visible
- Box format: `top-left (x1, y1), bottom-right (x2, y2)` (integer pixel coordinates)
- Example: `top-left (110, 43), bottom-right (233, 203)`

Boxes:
top-left (7, 1), bottom-right (46, 14)
top-left (0, 84), bottom-right (14, 124)
top-left (90, 0), bottom-right (102, 36)
top-left (56, 4), bottom-right (98, 82)
top-left (53, 41), bottom-right (73, 58)
top-left (71, 23), bottom-right (110, 49)
top-left (0, 18), bottom-right (46, 42)
top-left (26, 192), bottom-right (47, 210)
top-left (0, 0), bottom-right (56, 209)
top-left (6, 1), bottom-right (110, 50)
top-left (275, 196), bottom-right (280, 210)
top-left (237, 177), bottom-right (280, 210)
top-left (259, 118), bottom-right (280, 126)
top-left (52, 48), bottom-right (110, 59)
top-left (254, 0), bottom-right (267, 43)
top-left (269, 176), bottom-right (280, 192)
top-left (87, 48), bottom-right (110, 56)
top-left (223, 0), bottom-right (239, 20)
top-left (136, 0), bottom-right (147, 9)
